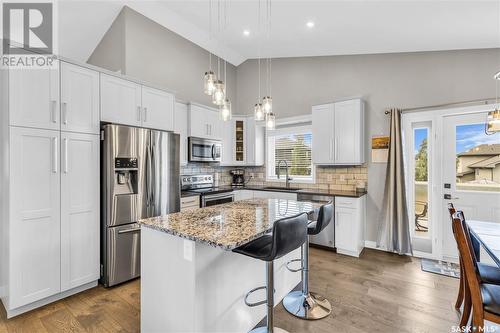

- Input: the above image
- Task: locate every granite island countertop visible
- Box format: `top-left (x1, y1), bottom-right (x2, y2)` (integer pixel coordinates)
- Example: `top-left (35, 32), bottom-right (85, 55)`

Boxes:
top-left (139, 198), bottom-right (321, 251)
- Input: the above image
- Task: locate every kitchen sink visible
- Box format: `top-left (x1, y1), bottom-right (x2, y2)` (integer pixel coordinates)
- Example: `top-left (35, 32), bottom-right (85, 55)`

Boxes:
top-left (262, 186), bottom-right (302, 192)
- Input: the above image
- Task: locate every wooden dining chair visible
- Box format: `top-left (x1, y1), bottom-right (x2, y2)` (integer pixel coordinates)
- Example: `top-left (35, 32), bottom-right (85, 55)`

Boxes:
top-left (452, 211), bottom-right (500, 330)
top-left (448, 203), bottom-right (500, 314)
top-left (448, 203), bottom-right (464, 310)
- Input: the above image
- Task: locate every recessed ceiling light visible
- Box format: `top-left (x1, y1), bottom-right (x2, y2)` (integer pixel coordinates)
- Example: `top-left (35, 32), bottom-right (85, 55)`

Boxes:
top-left (243, 29), bottom-right (250, 36)
top-left (306, 21), bottom-right (315, 28)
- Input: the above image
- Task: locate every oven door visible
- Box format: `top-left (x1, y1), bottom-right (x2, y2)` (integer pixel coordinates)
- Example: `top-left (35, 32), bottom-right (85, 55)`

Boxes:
top-left (202, 193), bottom-right (234, 207)
top-left (189, 137), bottom-right (222, 162)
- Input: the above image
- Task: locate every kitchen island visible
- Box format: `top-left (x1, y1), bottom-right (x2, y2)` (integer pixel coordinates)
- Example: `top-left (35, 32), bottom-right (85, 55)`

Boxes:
top-left (139, 198), bottom-right (320, 333)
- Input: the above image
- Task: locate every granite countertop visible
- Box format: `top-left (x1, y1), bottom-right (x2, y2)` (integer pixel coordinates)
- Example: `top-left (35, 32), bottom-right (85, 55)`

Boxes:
top-left (139, 198), bottom-right (321, 251)
top-left (235, 185), bottom-right (367, 198)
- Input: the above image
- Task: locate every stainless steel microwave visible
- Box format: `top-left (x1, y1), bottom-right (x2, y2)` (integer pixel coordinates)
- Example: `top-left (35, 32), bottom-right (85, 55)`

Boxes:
top-left (188, 137), bottom-right (222, 162)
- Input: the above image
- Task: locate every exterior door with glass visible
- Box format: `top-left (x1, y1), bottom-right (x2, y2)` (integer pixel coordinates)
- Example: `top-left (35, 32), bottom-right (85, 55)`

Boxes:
top-left (441, 111), bottom-right (500, 261)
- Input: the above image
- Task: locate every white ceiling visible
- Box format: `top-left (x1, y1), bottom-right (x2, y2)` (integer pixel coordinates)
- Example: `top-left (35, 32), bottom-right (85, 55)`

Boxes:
top-left (57, 1), bottom-right (500, 66)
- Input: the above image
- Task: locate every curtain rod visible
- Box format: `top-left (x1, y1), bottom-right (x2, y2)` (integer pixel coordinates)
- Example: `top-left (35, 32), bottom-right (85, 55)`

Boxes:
top-left (384, 98), bottom-right (496, 114)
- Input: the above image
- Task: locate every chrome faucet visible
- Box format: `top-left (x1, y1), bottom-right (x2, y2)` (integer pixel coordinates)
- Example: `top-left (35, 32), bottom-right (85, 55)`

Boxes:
top-left (277, 160), bottom-right (293, 189)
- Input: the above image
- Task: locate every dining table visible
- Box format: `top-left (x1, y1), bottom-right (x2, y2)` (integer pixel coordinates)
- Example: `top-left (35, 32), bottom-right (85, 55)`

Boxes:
top-left (467, 219), bottom-right (500, 267)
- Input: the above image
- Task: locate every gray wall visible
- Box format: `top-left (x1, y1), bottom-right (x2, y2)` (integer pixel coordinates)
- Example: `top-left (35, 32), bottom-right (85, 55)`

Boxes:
top-left (89, 7), bottom-right (500, 242)
top-left (88, 6), bottom-right (237, 107)
top-left (88, 9), bottom-right (126, 74)
top-left (236, 49), bottom-right (499, 242)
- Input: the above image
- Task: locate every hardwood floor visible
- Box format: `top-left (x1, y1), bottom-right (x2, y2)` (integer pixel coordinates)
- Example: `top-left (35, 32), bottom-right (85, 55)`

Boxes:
top-left (0, 248), bottom-right (461, 333)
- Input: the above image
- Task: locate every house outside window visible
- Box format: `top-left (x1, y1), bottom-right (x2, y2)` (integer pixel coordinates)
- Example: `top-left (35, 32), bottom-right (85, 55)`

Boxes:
top-left (267, 124), bottom-right (314, 182)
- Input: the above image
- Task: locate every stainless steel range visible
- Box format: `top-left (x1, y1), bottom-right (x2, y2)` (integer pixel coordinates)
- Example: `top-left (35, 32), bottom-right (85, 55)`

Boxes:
top-left (181, 174), bottom-right (234, 207)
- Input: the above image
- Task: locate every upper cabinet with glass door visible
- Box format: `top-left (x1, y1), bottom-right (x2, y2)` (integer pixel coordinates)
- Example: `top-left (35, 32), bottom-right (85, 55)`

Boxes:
top-left (312, 98), bottom-right (365, 165)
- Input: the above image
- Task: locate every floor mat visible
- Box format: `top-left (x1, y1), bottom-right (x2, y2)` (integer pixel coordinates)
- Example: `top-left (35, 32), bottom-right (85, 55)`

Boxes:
top-left (421, 258), bottom-right (460, 278)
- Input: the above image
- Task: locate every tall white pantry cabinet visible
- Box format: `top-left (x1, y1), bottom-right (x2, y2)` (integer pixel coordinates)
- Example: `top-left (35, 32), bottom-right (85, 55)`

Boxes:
top-left (0, 61), bottom-right (100, 317)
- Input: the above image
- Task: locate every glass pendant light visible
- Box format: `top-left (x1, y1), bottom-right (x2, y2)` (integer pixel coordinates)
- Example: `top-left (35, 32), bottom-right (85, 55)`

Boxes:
top-left (262, 96), bottom-right (272, 114)
top-left (221, 98), bottom-right (232, 121)
top-left (204, 70), bottom-right (216, 96)
top-left (266, 112), bottom-right (276, 130)
top-left (212, 80), bottom-right (225, 105)
top-left (254, 103), bottom-right (264, 121)
top-left (486, 109), bottom-right (500, 133)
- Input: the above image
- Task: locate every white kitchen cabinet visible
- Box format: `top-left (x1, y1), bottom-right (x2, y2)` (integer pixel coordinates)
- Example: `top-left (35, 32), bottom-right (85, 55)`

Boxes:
top-left (312, 99), bottom-right (365, 165)
top-left (311, 104), bottom-right (334, 164)
top-left (245, 116), bottom-right (265, 166)
top-left (9, 61), bottom-right (59, 130)
top-left (253, 190), bottom-right (297, 200)
top-left (335, 196), bottom-right (366, 257)
top-left (60, 62), bottom-right (100, 134)
top-left (141, 86), bottom-right (174, 131)
top-left (188, 103), bottom-right (222, 140)
top-left (60, 132), bottom-right (100, 292)
top-left (234, 190), bottom-right (254, 201)
top-left (100, 74), bottom-right (142, 126)
top-left (174, 102), bottom-right (188, 165)
top-left (220, 116), bottom-right (265, 166)
top-left (9, 127), bottom-right (61, 308)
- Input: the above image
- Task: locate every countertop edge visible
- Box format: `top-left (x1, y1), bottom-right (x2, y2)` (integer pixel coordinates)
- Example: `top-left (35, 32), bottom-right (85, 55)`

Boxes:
top-left (233, 186), bottom-right (367, 198)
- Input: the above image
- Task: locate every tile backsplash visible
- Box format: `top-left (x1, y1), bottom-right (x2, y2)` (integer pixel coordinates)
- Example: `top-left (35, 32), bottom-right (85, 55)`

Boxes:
top-left (181, 164), bottom-right (368, 192)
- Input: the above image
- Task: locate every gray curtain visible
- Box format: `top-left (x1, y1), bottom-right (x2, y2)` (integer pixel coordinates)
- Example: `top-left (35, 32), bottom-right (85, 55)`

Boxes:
top-left (377, 108), bottom-right (413, 255)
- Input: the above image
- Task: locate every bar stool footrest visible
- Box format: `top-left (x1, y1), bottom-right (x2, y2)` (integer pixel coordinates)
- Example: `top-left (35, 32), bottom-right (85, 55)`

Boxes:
top-left (285, 258), bottom-right (304, 273)
top-left (244, 286), bottom-right (267, 307)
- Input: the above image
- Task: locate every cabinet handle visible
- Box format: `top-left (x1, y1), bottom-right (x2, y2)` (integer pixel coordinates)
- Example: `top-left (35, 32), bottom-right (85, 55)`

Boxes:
top-left (52, 137), bottom-right (58, 173)
top-left (335, 137), bottom-right (338, 160)
top-left (143, 107), bottom-right (148, 122)
top-left (137, 106), bottom-right (141, 121)
top-left (330, 138), bottom-right (334, 161)
top-left (51, 100), bottom-right (57, 123)
top-left (209, 124), bottom-right (211, 136)
top-left (63, 138), bottom-right (68, 173)
top-left (62, 102), bottom-right (68, 125)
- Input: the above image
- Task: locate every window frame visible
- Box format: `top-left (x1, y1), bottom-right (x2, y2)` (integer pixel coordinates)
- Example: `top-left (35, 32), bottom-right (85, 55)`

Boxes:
top-left (266, 124), bottom-right (315, 183)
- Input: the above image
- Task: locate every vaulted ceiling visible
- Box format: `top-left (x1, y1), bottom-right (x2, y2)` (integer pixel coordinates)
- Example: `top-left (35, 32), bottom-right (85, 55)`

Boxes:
top-left (58, 1), bottom-right (500, 66)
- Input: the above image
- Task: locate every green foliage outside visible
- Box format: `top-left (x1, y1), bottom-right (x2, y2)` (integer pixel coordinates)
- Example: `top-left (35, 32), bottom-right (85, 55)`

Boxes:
top-left (415, 138), bottom-right (428, 181)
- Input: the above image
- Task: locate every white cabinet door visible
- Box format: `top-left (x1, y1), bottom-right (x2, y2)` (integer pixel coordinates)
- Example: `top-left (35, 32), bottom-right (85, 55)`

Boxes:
top-left (246, 117), bottom-right (265, 166)
top-left (253, 191), bottom-right (297, 200)
top-left (60, 62), bottom-right (100, 134)
top-left (206, 109), bottom-right (222, 140)
top-left (188, 104), bottom-right (209, 139)
top-left (334, 99), bottom-right (363, 164)
top-left (100, 74), bottom-right (142, 126)
top-left (9, 63), bottom-right (59, 130)
top-left (60, 132), bottom-right (100, 291)
top-left (9, 127), bottom-right (61, 308)
top-left (220, 118), bottom-right (234, 165)
top-left (335, 206), bottom-right (355, 253)
top-left (142, 86), bottom-right (174, 131)
top-left (312, 104), bottom-right (334, 164)
top-left (174, 102), bottom-right (188, 165)
top-left (234, 190), bottom-right (254, 201)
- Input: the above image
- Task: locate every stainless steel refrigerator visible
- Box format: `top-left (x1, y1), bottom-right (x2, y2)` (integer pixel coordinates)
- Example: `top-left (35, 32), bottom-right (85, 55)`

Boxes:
top-left (101, 124), bottom-right (180, 287)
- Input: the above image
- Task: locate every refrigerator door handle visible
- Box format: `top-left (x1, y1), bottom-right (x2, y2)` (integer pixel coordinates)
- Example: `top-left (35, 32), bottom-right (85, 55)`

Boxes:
top-left (145, 144), bottom-right (152, 207)
top-left (150, 143), bottom-right (155, 207)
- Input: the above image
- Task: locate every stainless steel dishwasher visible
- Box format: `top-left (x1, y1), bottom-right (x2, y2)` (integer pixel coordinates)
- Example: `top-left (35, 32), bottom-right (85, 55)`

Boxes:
top-left (297, 193), bottom-right (335, 250)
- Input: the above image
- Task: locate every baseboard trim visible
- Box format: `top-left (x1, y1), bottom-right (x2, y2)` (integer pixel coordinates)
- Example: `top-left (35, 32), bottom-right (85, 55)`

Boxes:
top-left (364, 240), bottom-right (387, 252)
top-left (5, 281), bottom-right (98, 318)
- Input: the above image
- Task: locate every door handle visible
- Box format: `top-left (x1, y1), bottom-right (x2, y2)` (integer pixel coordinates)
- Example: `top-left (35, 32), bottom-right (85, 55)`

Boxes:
top-left (143, 107), bottom-right (148, 122)
top-left (118, 227), bottom-right (141, 234)
top-left (52, 137), bottom-right (58, 173)
top-left (63, 138), bottom-right (68, 173)
top-left (444, 194), bottom-right (459, 200)
top-left (51, 100), bottom-right (57, 123)
top-left (62, 102), bottom-right (68, 124)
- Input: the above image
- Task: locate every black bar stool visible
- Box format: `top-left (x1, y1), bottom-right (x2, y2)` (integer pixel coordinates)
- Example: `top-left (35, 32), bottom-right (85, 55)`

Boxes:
top-left (282, 202), bottom-right (333, 320)
top-left (233, 213), bottom-right (309, 333)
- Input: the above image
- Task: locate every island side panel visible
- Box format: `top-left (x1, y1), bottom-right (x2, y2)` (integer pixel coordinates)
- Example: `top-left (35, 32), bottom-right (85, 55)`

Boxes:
top-left (141, 227), bottom-right (196, 333)
top-left (193, 242), bottom-right (302, 332)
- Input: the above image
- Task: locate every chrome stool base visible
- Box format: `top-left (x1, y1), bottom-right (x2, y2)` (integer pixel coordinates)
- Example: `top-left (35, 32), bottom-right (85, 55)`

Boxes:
top-left (283, 290), bottom-right (332, 320)
top-left (249, 327), bottom-right (290, 333)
